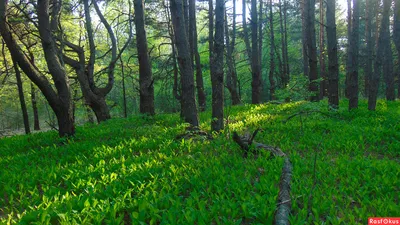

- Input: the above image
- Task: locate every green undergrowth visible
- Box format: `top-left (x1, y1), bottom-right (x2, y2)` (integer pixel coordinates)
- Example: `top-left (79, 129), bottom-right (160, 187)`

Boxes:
top-left (0, 100), bottom-right (399, 224)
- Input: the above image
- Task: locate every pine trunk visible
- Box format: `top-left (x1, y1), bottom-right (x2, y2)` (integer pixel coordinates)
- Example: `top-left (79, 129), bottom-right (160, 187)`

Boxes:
top-left (326, 0), bottom-right (339, 109)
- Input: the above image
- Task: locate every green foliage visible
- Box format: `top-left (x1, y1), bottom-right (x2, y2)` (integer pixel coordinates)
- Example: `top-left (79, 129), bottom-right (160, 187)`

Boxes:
top-left (275, 75), bottom-right (314, 101)
top-left (0, 100), bottom-right (399, 224)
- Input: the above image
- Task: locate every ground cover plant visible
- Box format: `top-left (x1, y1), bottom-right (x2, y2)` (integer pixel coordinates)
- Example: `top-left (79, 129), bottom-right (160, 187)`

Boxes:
top-left (0, 100), bottom-right (399, 224)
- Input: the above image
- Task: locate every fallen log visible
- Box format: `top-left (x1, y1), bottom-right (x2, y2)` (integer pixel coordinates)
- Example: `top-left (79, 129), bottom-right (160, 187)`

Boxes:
top-left (232, 129), bottom-right (292, 225)
top-left (274, 157), bottom-right (293, 225)
top-left (232, 129), bottom-right (285, 157)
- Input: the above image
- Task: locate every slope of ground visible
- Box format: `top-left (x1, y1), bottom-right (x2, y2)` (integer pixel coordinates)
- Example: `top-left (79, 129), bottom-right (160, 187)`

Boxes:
top-left (0, 100), bottom-right (398, 224)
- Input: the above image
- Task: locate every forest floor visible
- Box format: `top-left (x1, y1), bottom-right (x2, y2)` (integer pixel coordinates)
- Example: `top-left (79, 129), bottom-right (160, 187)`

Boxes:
top-left (0, 100), bottom-right (399, 224)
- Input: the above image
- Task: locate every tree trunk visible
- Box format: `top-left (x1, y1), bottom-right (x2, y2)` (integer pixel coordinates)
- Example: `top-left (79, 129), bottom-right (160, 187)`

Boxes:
top-left (283, 0), bottom-right (289, 78)
top-left (134, 0), bottom-right (155, 115)
top-left (13, 61), bottom-right (30, 134)
top-left (120, 57), bottom-right (127, 118)
top-left (170, 0), bottom-right (199, 126)
top-left (326, 0), bottom-right (339, 109)
top-left (30, 83), bottom-right (40, 130)
top-left (364, 0), bottom-right (373, 97)
top-left (259, 0), bottom-right (263, 65)
top-left (306, 0), bottom-right (319, 101)
top-left (211, 0), bottom-right (224, 131)
top-left (251, 0), bottom-right (261, 103)
top-left (382, 0), bottom-right (394, 101)
top-left (269, 0), bottom-right (276, 100)
top-left (369, 0), bottom-right (390, 110)
top-left (225, 7), bottom-right (241, 105)
top-left (319, 0), bottom-right (326, 98)
top-left (301, 0), bottom-right (309, 76)
top-left (393, 0), bottom-right (400, 98)
top-left (348, 0), bottom-right (359, 109)
top-left (279, 0), bottom-right (288, 87)
top-left (190, 0), bottom-right (206, 111)
top-left (345, 0), bottom-right (352, 99)
top-left (243, 0), bottom-right (252, 62)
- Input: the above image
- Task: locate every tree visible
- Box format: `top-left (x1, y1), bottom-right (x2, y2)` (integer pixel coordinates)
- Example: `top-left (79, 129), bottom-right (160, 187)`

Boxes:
top-left (395, 0), bottom-right (400, 98)
top-left (211, 0), bottom-right (224, 131)
top-left (134, 0), bottom-right (155, 115)
top-left (326, 0), bottom-right (339, 109)
top-left (189, 0), bottom-right (206, 111)
top-left (268, 0), bottom-right (276, 100)
top-left (301, 0), bottom-right (309, 76)
top-left (348, 0), bottom-right (360, 109)
top-left (62, 0), bottom-right (129, 123)
top-left (251, 0), bottom-right (261, 103)
top-left (0, 0), bottom-right (75, 136)
top-left (31, 83), bottom-right (40, 130)
top-left (345, 0), bottom-right (352, 98)
top-left (225, 3), bottom-right (240, 105)
top-left (13, 60), bottom-right (30, 134)
top-left (382, 0), bottom-right (394, 100)
top-left (279, 0), bottom-right (288, 87)
top-left (369, 0), bottom-right (391, 110)
top-left (364, 0), bottom-right (373, 97)
top-left (319, 0), bottom-right (326, 98)
top-left (242, 0), bottom-right (252, 61)
top-left (170, 0), bottom-right (199, 126)
top-left (306, 0), bottom-right (319, 101)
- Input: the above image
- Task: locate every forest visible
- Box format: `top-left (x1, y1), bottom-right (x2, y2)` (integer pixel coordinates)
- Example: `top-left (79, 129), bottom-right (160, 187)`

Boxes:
top-left (0, 0), bottom-right (399, 223)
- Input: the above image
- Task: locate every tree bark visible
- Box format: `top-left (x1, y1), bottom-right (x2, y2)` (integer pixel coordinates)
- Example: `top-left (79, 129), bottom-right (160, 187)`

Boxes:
top-left (345, 0), bottom-right (352, 99)
top-left (225, 7), bottom-right (241, 105)
top-left (170, 0), bottom-right (199, 126)
top-left (382, 0), bottom-right (394, 101)
top-left (190, 0), bottom-right (206, 111)
top-left (364, 0), bottom-right (373, 97)
top-left (326, 0), bottom-right (339, 109)
top-left (13, 61), bottom-right (30, 134)
top-left (269, 0), bottom-right (276, 100)
top-left (251, 0), bottom-right (261, 103)
top-left (279, 0), bottom-right (288, 87)
top-left (211, 0), bottom-right (224, 131)
top-left (319, 0), bottom-right (326, 98)
top-left (283, 0), bottom-right (289, 78)
top-left (134, 0), bottom-right (155, 115)
top-left (30, 83), bottom-right (40, 130)
top-left (393, 0), bottom-right (400, 98)
top-left (301, 0), bottom-right (309, 76)
top-left (369, 0), bottom-right (390, 110)
top-left (243, 0), bottom-right (252, 61)
top-left (348, 0), bottom-right (359, 109)
top-left (306, 0), bottom-right (319, 101)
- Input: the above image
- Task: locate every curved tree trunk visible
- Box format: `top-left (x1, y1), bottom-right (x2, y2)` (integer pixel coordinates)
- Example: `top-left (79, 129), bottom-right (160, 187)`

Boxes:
top-left (0, 0), bottom-right (75, 137)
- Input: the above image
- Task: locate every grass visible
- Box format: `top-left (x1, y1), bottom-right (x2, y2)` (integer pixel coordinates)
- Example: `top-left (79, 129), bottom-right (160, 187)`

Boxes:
top-left (0, 100), bottom-right (399, 224)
